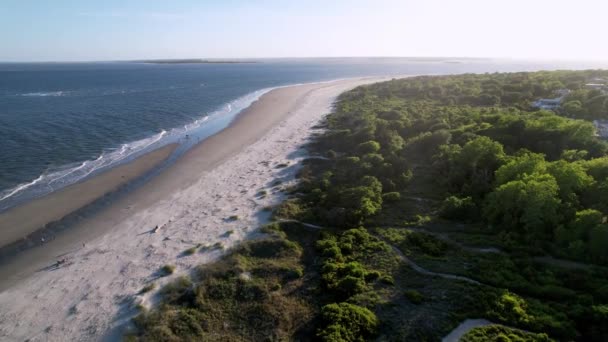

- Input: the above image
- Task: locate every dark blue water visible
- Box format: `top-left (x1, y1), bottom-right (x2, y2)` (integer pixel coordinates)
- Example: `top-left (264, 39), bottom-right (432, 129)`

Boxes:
top-left (1, 58), bottom-right (607, 211)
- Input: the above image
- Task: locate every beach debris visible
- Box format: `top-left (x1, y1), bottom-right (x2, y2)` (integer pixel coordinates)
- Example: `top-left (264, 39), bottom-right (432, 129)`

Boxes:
top-left (152, 225), bottom-right (160, 233)
top-left (54, 258), bottom-right (67, 268)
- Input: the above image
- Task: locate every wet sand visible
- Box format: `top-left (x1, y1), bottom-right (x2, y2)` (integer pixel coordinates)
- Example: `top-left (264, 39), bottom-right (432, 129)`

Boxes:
top-left (0, 144), bottom-right (177, 248)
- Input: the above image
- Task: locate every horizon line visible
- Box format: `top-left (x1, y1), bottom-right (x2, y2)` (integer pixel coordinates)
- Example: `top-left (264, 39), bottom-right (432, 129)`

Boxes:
top-left (2, 56), bottom-right (607, 64)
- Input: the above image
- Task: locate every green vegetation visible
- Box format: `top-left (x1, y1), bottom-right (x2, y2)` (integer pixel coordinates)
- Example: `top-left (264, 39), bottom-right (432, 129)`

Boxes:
top-left (139, 283), bottom-right (156, 294)
top-left (404, 289), bottom-right (424, 304)
top-left (317, 302), bottom-right (378, 341)
top-left (182, 246), bottom-right (198, 256)
top-left (562, 88), bottom-right (608, 120)
top-left (160, 265), bottom-right (175, 276)
top-left (461, 325), bottom-right (552, 342)
top-left (131, 71), bottom-right (608, 341)
top-left (128, 223), bottom-right (317, 341)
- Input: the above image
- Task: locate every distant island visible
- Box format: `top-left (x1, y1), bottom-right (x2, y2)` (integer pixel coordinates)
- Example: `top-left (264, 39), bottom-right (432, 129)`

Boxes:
top-left (134, 59), bottom-right (258, 64)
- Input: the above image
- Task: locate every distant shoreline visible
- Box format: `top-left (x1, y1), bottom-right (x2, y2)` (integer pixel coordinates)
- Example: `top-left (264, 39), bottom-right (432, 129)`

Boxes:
top-left (134, 59), bottom-right (259, 64)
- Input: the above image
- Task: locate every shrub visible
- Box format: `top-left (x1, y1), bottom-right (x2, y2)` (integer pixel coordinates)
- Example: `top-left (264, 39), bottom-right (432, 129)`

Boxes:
top-left (380, 274), bottom-right (395, 285)
top-left (440, 195), bottom-right (478, 221)
top-left (461, 325), bottom-right (552, 342)
top-left (245, 238), bottom-right (301, 259)
top-left (273, 200), bottom-right (304, 219)
top-left (382, 192), bottom-right (401, 203)
top-left (183, 246), bottom-right (197, 256)
top-left (404, 289), bottom-right (424, 304)
top-left (140, 283), bottom-right (156, 294)
top-left (286, 267), bottom-right (304, 280)
top-left (161, 276), bottom-right (193, 303)
top-left (406, 231), bottom-right (450, 256)
top-left (317, 302), bottom-right (378, 341)
top-left (358, 140), bottom-right (381, 154)
top-left (160, 264), bottom-right (175, 276)
top-left (259, 222), bottom-right (286, 238)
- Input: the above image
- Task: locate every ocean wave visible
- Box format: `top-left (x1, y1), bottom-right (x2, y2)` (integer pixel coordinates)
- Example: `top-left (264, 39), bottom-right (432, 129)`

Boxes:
top-left (19, 91), bottom-right (68, 97)
top-left (0, 175), bottom-right (44, 202)
top-left (0, 87), bottom-right (272, 209)
top-left (0, 129), bottom-right (169, 206)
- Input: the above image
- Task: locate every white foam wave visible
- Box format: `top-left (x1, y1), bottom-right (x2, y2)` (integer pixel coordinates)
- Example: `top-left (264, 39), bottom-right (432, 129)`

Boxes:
top-left (0, 130), bottom-right (170, 205)
top-left (20, 91), bottom-right (67, 97)
top-left (0, 175), bottom-right (44, 202)
top-left (0, 87), bottom-right (273, 207)
top-left (48, 161), bottom-right (89, 185)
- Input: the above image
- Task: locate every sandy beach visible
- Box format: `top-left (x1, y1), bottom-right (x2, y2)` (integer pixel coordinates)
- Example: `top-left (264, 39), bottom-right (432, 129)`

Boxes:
top-left (0, 77), bottom-right (394, 341)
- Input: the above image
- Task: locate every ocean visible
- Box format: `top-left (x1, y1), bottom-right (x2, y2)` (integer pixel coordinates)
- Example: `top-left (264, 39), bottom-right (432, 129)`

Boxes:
top-left (1, 58), bottom-right (606, 212)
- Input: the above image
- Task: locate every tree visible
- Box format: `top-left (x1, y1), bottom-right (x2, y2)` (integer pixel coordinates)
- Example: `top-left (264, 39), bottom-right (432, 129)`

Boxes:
top-left (584, 157), bottom-right (608, 181)
top-left (589, 225), bottom-right (608, 263)
top-left (561, 149), bottom-right (588, 162)
top-left (495, 152), bottom-right (547, 186)
top-left (568, 209), bottom-right (603, 242)
top-left (404, 130), bottom-right (452, 159)
top-left (440, 196), bottom-right (478, 221)
top-left (484, 173), bottom-right (561, 241)
top-left (357, 141), bottom-right (381, 154)
top-left (547, 160), bottom-right (594, 203)
top-left (585, 95), bottom-right (608, 119)
top-left (456, 136), bottom-right (506, 196)
top-left (325, 176), bottom-right (383, 227)
top-left (562, 100), bottom-right (584, 118)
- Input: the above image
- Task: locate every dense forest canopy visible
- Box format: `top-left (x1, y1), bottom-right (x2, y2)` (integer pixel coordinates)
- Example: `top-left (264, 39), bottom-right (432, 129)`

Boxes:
top-left (316, 71), bottom-right (608, 263)
top-left (130, 71), bottom-right (608, 342)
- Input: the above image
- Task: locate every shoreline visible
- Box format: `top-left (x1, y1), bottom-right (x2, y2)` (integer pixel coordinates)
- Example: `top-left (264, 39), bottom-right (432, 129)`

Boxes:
top-left (0, 76), bottom-right (396, 341)
top-left (0, 77), bottom-right (340, 251)
top-left (0, 143), bottom-right (178, 250)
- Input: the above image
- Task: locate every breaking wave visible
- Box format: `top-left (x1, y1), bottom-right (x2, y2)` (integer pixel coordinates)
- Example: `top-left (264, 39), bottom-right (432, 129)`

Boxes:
top-left (0, 87), bottom-right (272, 210)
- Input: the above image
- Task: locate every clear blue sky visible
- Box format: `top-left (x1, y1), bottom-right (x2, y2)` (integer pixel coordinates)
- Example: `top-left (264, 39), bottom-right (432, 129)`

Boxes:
top-left (2, 0), bottom-right (607, 62)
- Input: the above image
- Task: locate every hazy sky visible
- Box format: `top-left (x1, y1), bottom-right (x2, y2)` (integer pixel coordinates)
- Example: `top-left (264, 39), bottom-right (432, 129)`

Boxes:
top-left (2, 0), bottom-right (607, 62)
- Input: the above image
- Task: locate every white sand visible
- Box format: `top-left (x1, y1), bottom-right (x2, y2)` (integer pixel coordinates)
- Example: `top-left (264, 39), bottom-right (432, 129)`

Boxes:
top-left (0, 77), bottom-right (394, 341)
